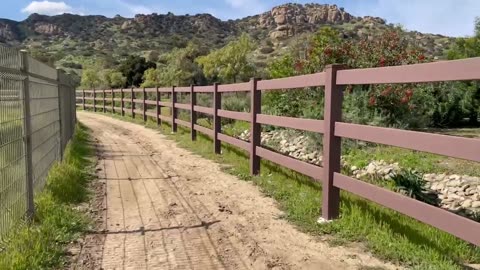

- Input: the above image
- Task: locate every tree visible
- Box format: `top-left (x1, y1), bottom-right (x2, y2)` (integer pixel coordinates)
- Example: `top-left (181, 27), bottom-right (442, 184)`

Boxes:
top-left (142, 42), bottom-right (208, 87)
top-left (80, 68), bottom-right (102, 89)
top-left (444, 18), bottom-right (480, 125)
top-left (118, 56), bottom-right (156, 87)
top-left (101, 69), bottom-right (127, 88)
top-left (141, 68), bottom-right (162, 87)
top-left (265, 27), bottom-right (432, 128)
top-left (159, 42), bottom-right (207, 86)
top-left (196, 33), bottom-right (255, 83)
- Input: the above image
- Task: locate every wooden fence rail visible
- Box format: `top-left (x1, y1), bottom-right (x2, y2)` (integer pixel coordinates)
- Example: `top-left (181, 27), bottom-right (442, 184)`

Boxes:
top-left (76, 58), bottom-right (480, 246)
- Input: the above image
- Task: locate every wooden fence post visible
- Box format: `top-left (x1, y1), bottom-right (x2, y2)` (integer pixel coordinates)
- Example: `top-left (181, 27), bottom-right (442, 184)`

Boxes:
top-left (111, 89), bottom-right (114, 114)
top-left (156, 87), bottom-right (161, 126)
top-left (103, 89), bottom-right (106, 113)
top-left (82, 89), bottom-right (86, 110)
top-left (190, 85), bottom-right (197, 141)
top-left (322, 64), bottom-right (345, 221)
top-left (171, 86), bottom-right (177, 132)
top-left (121, 88), bottom-right (125, 117)
top-left (131, 87), bottom-right (135, 119)
top-left (213, 83), bottom-right (221, 154)
top-left (250, 78), bottom-right (261, 175)
top-left (143, 87), bottom-right (147, 122)
top-left (93, 88), bottom-right (96, 112)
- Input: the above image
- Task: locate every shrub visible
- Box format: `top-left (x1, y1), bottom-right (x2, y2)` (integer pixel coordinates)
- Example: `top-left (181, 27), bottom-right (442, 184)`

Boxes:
top-left (259, 46), bottom-right (274, 54)
top-left (388, 170), bottom-right (438, 205)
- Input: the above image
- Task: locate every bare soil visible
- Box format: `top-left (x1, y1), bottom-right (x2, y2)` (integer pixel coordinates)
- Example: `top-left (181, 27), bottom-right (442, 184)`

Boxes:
top-left (71, 111), bottom-right (399, 270)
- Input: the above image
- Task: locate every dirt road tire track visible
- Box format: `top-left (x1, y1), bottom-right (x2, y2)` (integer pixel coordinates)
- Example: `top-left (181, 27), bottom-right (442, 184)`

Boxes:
top-left (73, 111), bottom-right (398, 270)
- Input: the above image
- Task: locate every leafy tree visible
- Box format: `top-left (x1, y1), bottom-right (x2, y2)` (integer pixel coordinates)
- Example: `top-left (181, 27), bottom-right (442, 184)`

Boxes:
top-left (101, 69), bottom-right (126, 88)
top-left (443, 18), bottom-right (480, 125)
top-left (141, 68), bottom-right (162, 87)
top-left (142, 42), bottom-right (207, 87)
top-left (80, 68), bottom-right (102, 89)
top-left (159, 42), bottom-right (207, 86)
top-left (196, 33), bottom-right (255, 83)
top-left (265, 27), bottom-right (431, 128)
top-left (118, 56), bottom-right (156, 87)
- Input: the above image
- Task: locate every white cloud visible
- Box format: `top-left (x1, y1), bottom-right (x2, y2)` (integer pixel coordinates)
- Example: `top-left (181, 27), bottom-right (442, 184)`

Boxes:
top-left (22, 1), bottom-right (73, 15)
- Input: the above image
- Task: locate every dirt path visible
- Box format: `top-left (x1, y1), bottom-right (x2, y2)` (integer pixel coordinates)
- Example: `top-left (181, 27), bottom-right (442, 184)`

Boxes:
top-left (73, 111), bottom-right (398, 270)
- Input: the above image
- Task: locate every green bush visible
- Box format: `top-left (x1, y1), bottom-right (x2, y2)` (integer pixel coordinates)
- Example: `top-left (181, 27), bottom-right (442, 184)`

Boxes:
top-left (222, 93), bottom-right (250, 112)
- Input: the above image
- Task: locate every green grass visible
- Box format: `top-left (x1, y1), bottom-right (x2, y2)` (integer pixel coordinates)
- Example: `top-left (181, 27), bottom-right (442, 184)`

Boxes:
top-left (0, 122), bottom-right (94, 270)
top-left (344, 140), bottom-right (480, 177)
top-left (96, 111), bottom-right (480, 269)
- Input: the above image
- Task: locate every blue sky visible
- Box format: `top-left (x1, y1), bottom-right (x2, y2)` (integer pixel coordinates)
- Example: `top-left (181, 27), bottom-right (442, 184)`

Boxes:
top-left (2, 0), bottom-right (480, 37)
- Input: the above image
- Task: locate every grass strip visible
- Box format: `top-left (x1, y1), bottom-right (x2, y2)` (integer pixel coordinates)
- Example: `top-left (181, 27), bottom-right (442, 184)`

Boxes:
top-left (0, 122), bottom-right (94, 270)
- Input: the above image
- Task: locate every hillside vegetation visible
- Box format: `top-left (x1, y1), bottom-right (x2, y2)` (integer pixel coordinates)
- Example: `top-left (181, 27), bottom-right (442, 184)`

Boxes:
top-left (0, 3), bottom-right (455, 77)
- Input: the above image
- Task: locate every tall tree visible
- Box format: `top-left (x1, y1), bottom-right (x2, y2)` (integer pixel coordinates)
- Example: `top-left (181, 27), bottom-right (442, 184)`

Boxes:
top-left (118, 56), bottom-right (156, 87)
top-left (196, 33), bottom-right (255, 83)
top-left (80, 68), bottom-right (102, 89)
top-left (159, 42), bottom-right (207, 86)
top-left (101, 69), bottom-right (127, 88)
top-left (444, 18), bottom-right (480, 125)
top-left (141, 68), bottom-right (162, 87)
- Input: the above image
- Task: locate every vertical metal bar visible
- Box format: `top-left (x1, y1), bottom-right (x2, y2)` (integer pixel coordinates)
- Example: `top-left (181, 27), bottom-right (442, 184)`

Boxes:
top-left (213, 83), bottom-right (221, 154)
top-left (143, 87), bottom-right (147, 122)
top-left (121, 88), bottom-right (125, 117)
top-left (322, 64), bottom-right (344, 220)
top-left (131, 87), bottom-right (135, 119)
top-left (56, 69), bottom-right (64, 159)
top-left (111, 89), bottom-right (115, 114)
top-left (20, 50), bottom-right (35, 221)
top-left (156, 87), bottom-right (161, 126)
top-left (93, 88), bottom-right (96, 112)
top-left (103, 89), bottom-right (106, 113)
top-left (171, 86), bottom-right (177, 132)
top-left (82, 89), bottom-right (85, 110)
top-left (250, 78), bottom-right (261, 175)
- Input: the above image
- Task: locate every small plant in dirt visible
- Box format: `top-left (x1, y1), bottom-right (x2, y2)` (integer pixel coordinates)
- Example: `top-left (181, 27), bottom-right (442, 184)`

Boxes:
top-left (388, 169), bottom-right (438, 205)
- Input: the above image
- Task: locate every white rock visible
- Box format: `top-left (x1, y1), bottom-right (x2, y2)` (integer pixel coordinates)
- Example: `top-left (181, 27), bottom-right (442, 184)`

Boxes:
top-left (472, 201), bottom-right (480, 208)
top-left (366, 163), bottom-right (377, 174)
top-left (461, 199), bottom-right (473, 208)
top-left (446, 180), bottom-right (462, 187)
top-left (449, 174), bottom-right (461, 180)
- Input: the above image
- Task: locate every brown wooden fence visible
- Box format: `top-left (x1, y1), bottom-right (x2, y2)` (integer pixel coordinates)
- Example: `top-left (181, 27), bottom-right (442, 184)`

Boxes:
top-left (76, 58), bottom-right (480, 246)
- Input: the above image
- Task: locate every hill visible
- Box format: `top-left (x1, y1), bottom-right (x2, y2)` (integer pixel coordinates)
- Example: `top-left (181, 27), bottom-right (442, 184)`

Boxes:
top-left (0, 3), bottom-right (456, 74)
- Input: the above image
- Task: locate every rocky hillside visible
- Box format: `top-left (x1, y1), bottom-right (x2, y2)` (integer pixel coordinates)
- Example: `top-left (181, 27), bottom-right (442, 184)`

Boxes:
top-left (0, 3), bottom-right (456, 72)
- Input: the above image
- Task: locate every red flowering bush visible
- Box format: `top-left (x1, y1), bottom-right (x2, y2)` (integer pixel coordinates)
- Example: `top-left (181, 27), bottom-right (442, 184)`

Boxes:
top-left (266, 26), bottom-right (435, 128)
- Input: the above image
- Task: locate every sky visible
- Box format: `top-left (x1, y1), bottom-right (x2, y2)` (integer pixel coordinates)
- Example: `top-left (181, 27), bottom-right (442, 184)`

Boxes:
top-left (1, 0), bottom-right (480, 37)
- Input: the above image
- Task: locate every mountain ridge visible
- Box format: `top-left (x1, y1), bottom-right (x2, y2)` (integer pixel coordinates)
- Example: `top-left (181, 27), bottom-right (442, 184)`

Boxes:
top-left (0, 3), bottom-right (455, 72)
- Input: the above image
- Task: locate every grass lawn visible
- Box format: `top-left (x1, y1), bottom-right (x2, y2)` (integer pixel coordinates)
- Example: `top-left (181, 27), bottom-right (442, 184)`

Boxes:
top-left (0, 122), bottom-right (94, 270)
top-left (100, 110), bottom-right (480, 270)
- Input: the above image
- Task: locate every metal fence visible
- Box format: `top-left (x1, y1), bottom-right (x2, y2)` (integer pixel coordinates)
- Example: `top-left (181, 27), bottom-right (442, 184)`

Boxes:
top-left (78, 57), bottom-right (480, 246)
top-left (0, 45), bottom-right (77, 239)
